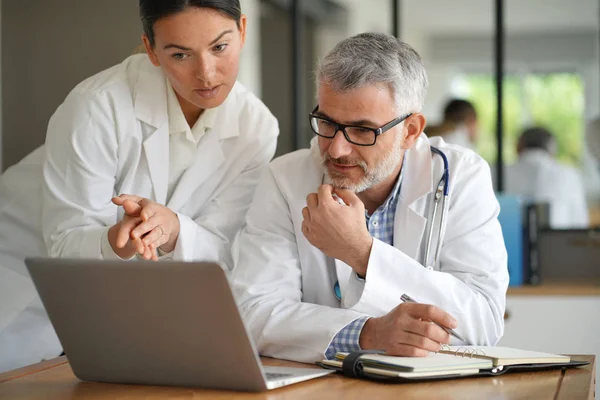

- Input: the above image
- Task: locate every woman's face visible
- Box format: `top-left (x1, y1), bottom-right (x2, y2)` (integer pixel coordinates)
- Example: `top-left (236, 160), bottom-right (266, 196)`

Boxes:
top-left (143, 7), bottom-right (246, 113)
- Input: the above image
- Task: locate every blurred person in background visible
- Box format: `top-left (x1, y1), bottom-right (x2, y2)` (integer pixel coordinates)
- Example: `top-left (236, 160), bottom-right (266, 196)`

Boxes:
top-left (505, 127), bottom-right (588, 229)
top-left (582, 118), bottom-right (600, 226)
top-left (427, 99), bottom-right (478, 151)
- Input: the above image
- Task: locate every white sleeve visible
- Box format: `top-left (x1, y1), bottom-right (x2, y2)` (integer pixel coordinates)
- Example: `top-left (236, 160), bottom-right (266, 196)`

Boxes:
top-left (42, 91), bottom-right (120, 259)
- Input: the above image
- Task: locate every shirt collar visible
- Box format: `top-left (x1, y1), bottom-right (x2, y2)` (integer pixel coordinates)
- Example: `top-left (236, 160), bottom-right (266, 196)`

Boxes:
top-left (385, 163), bottom-right (404, 208)
top-left (166, 83), bottom-right (188, 135)
top-left (366, 157), bottom-right (405, 217)
top-left (166, 83), bottom-right (219, 141)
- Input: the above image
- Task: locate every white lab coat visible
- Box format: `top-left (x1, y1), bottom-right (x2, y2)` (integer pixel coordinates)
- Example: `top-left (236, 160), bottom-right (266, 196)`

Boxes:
top-left (505, 149), bottom-right (589, 229)
top-left (0, 148), bottom-right (62, 373)
top-left (0, 54), bottom-right (277, 372)
top-left (232, 135), bottom-right (509, 364)
top-left (43, 54), bottom-right (278, 266)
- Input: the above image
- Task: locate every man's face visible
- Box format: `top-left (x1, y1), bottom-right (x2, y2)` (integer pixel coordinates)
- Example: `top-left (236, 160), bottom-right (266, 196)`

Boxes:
top-left (314, 83), bottom-right (407, 193)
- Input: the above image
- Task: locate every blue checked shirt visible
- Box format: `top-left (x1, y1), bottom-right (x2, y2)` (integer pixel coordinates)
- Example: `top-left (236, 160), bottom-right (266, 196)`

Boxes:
top-left (324, 169), bottom-right (404, 359)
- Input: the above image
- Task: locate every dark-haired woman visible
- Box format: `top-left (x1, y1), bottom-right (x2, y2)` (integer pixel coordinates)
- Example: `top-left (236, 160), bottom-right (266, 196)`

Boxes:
top-left (42, 0), bottom-right (278, 265)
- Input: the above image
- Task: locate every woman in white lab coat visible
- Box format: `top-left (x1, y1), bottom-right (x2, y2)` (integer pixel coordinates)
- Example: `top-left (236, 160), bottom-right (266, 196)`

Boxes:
top-left (1, 0), bottom-right (277, 373)
top-left (43, 0), bottom-right (278, 264)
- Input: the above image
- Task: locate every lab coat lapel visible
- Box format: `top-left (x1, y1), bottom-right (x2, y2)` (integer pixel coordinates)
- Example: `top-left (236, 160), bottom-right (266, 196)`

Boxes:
top-left (134, 64), bottom-right (170, 205)
top-left (166, 92), bottom-right (239, 211)
top-left (334, 136), bottom-right (434, 289)
top-left (142, 126), bottom-right (169, 205)
top-left (393, 135), bottom-right (433, 261)
top-left (166, 129), bottom-right (225, 211)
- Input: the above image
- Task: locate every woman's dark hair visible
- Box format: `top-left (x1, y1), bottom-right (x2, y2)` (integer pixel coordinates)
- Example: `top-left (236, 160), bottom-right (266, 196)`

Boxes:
top-left (140, 0), bottom-right (242, 47)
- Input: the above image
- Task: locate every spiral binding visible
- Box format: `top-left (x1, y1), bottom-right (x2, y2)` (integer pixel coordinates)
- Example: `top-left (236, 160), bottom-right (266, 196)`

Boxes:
top-left (454, 347), bottom-right (487, 358)
top-left (439, 345), bottom-right (487, 358)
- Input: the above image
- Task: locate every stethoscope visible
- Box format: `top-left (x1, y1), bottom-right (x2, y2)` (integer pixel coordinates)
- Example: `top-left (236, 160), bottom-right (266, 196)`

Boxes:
top-left (424, 146), bottom-right (450, 269)
top-left (332, 145), bottom-right (450, 301)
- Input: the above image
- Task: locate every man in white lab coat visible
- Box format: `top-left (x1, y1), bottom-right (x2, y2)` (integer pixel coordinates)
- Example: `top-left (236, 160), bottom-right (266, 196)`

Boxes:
top-left (232, 33), bottom-right (509, 364)
top-left (505, 127), bottom-right (589, 229)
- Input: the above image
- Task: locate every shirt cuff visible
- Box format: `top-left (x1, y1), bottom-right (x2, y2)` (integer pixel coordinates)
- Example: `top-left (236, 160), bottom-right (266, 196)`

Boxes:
top-left (324, 316), bottom-right (370, 359)
top-left (100, 228), bottom-right (135, 261)
top-left (156, 247), bottom-right (174, 260)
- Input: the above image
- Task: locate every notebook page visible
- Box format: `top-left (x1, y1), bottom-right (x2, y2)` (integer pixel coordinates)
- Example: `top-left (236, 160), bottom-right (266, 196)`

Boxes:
top-left (441, 346), bottom-right (570, 366)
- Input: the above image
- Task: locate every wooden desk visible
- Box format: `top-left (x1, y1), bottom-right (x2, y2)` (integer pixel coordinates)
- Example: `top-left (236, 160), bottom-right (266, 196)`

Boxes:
top-left (502, 284), bottom-right (600, 393)
top-left (0, 355), bottom-right (595, 399)
top-left (507, 284), bottom-right (600, 296)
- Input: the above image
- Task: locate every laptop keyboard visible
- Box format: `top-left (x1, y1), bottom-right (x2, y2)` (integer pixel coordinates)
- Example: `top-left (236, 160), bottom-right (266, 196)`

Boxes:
top-left (265, 372), bottom-right (294, 380)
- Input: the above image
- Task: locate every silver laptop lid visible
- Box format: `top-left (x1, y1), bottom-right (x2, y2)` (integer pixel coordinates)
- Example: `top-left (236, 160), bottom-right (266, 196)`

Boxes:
top-left (25, 259), bottom-right (268, 391)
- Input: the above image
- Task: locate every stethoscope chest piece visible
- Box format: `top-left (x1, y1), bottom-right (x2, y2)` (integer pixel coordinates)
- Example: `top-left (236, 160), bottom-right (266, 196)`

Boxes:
top-left (333, 280), bottom-right (342, 301)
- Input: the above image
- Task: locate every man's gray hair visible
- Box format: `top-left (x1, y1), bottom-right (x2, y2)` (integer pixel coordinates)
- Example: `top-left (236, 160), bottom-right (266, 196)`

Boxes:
top-left (317, 32), bottom-right (428, 115)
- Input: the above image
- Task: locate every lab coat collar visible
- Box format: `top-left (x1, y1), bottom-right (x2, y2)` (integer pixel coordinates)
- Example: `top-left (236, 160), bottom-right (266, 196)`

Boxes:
top-left (211, 83), bottom-right (240, 140)
top-left (391, 133), bottom-right (433, 262)
top-left (400, 133), bottom-right (434, 208)
top-left (133, 57), bottom-right (169, 130)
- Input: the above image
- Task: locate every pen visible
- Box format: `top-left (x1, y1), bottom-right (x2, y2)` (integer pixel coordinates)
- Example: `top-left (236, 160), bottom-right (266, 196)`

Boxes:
top-left (400, 293), bottom-right (466, 343)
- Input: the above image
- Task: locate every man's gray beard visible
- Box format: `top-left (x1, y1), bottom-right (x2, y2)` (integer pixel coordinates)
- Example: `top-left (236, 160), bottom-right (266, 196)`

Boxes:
top-left (314, 134), bottom-right (404, 193)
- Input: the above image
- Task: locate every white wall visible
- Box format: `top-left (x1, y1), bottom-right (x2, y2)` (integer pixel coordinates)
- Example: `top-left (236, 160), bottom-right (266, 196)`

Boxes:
top-left (1, 0), bottom-right (140, 170)
top-left (315, 0), bottom-right (392, 60)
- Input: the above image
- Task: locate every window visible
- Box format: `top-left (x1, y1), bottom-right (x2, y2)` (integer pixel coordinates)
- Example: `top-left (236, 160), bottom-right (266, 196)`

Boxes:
top-left (462, 73), bottom-right (584, 165)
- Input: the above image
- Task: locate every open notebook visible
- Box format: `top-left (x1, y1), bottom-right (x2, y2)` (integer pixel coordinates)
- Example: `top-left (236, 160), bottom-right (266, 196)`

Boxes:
top-left (439, 346), bottom-right (570, 366)
top-left (317, 346), bottom-right (586, 382)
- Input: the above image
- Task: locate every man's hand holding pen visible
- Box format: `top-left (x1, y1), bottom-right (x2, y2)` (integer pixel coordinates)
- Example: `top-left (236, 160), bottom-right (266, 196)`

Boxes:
top-left (358, 301), bottom-right (459, 357)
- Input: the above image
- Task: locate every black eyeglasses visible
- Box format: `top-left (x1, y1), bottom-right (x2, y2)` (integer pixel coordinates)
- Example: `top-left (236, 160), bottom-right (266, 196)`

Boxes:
top-left (309, 105), bottom-right (412, 146)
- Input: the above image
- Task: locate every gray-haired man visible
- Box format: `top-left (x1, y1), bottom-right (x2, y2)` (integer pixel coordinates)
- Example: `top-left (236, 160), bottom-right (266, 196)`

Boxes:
top-left (232, 33), bottom-right (508, 363)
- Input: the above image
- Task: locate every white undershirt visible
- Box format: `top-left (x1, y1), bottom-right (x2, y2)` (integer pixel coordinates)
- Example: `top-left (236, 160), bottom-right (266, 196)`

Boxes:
top-left (165, 82), bottom-right (218, 201)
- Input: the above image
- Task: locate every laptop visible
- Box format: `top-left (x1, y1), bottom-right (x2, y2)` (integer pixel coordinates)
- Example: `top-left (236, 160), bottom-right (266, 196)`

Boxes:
top-left (25, 259), bottom-right (333, 392)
